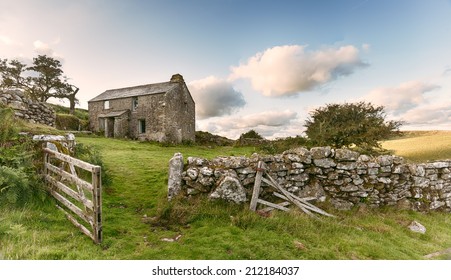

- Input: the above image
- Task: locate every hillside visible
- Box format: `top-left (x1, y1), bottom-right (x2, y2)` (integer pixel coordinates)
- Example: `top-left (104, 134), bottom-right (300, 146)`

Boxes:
top-left (48, 103), bottom-right (90, 131)
top-left (382, 130), bottom-right (451, 162)
top-left (1, 134), bottom-right (451, 260)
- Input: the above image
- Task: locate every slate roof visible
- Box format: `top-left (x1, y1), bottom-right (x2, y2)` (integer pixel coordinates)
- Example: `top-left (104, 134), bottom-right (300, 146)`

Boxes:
top-left (88, 81), bottom-right (178, 102)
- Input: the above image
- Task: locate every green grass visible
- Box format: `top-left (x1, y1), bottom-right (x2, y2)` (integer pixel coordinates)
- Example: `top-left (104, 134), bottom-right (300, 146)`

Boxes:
top-left (1, 135), bottom-right (451, 260)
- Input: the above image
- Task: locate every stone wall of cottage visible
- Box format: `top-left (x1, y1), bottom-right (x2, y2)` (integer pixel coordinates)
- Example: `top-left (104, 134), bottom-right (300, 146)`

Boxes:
top-left (0, 89), bottom-right (55, 127)
top-left (164, 77), bottom-right (196, 143)
top-left (168, 147), bottom-right (451, 212)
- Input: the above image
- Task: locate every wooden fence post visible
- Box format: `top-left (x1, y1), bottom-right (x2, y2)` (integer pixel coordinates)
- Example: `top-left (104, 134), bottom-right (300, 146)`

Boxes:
top-left (92, 166), bottom-right (102, 244)
top-left (250, 161), bottom-right (264, 211)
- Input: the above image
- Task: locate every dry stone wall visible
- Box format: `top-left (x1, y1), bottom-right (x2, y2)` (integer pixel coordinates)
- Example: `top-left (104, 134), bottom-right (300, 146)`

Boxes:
top-left (0, 89), bottom-right (55, 127)
top-left (169, 147), bottom-right (451, 212)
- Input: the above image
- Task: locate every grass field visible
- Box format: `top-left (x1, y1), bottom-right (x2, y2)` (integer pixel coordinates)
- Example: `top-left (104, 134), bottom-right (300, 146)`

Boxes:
top-left (382, 130), bottom-right (451, 162)
top-left (1, 134), bottom-right (451, 260)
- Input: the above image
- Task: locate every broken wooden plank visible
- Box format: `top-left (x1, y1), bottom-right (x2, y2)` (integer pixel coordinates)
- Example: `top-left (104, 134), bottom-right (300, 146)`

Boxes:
top-left (250, 161), bottom-right (265, 211)
top-left (50, 189), bottom-right (93, 226)
top-left (260, 201), bottom-right (291, 213)
top-left (273, 192), bottom-right (335, 218)
top-left (257, 199), bottom-right (291, 212)
top-left (285, 192), bottom-right (335, 218)
top-left (263, 175), bottom-right (315, 217)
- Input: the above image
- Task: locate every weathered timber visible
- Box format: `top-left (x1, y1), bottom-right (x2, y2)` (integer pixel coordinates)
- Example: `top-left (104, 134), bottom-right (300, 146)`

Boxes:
top-left (66, 161), bottom-right (87, 202)
top-left (249, 160), bottom-right (334, 218)
top-left (273, 192), bottom-right (335, 217)
top-left (50, 189), bottom-right (94, 226)
top-left (249, 161), bottom-right (265, 211)
top-left (43, 148), bottom-right (99, 172)
top-left (256, 199), bottom-right (291, 212)
top-left (260, 201), bottom-right (291, 213)
top-left (286, 192), bottom-right (335, 218)
top-left (56, 205), bottom-right (94, 241)
top-left (45, 174), bottom-right (94, 210)
top-left (43, 146), bottom-right (102, 244)
top-left (263, 175), bottom-right (315, 217)
top-left (91, 166), bottom-right (102, 244)
top-left (46, 162), bottom-right (93, 191)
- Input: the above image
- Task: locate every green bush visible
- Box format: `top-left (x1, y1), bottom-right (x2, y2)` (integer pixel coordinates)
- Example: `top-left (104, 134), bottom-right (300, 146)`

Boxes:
top-left (0, 166), bottom-right (31, 205)
top-left (0, 107), bottom-right (47, 207)
top-left (239, 129), bottom-right (263, 140)
top-left (195, 131), bottom-right (234, 146)
top-left (74, 143), bottom-right (112, 187)
top-left (305, 102), bottom-right (403, 150)
top-left (0, 106), bottom-right (18, 145)
top-left (259, 136), bottom-right (311, 154)
top-left (55, 113), bottom-right (88, 131)
top-left (49, 104), bottom-right (89, 121)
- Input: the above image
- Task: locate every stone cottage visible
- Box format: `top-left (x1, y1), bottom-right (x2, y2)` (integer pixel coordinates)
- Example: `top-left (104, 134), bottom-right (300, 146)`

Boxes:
top-left (88, 74), bottom-right (195, 143)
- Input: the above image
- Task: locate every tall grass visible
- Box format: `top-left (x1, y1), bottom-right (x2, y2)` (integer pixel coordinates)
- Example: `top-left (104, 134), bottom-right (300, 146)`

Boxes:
top-left (382, 131), bottom-right (451, 162)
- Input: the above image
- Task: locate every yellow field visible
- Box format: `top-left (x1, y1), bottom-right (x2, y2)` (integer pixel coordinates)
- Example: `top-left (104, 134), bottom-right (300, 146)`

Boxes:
top-left (382, 130), bottom-right (451, 162)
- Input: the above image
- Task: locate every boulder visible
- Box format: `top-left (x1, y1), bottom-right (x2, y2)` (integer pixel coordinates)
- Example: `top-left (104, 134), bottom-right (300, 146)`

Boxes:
top-left (209, 175), bottom-right (247, 204)
top-left (408, 221), bottom-right (426, 234)
top-left (167, 153), bottom-right (184, 200)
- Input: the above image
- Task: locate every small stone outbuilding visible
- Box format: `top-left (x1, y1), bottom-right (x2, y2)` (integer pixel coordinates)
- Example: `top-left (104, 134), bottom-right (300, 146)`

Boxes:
top-left (88, 74), bottom-right (195, 143)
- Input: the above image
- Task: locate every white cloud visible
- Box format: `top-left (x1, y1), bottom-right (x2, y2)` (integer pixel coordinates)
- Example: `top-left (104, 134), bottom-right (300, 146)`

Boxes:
top-left (189, 76), bottom-right (246, 119)
top-left (364, 81), bottom-right (440, 115)
top-left (33, 40), bottom-right (53, 55)
top-left (0, 35), bottom-right (16, 46)
top-left (229, 44), bottom-right (367, 97)
top-left (399, 103), bottom-right (451, 126)
top-left (363, 80), bottom-right (451, 129)
top-left (197, 110), bottom-right (299, 139)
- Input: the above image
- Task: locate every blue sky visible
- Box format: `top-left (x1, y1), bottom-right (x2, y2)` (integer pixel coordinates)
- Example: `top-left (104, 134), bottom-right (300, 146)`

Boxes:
top-left (1, 0), bottom-right (451, 139)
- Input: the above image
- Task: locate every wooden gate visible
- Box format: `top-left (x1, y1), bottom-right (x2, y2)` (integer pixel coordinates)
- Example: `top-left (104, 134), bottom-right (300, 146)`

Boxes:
top-left (43, 147), bottom-right (102, 244)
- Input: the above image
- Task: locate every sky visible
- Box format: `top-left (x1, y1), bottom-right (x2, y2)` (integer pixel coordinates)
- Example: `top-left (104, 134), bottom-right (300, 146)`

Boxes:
top-left (1, 0), bottom-right (451, 139)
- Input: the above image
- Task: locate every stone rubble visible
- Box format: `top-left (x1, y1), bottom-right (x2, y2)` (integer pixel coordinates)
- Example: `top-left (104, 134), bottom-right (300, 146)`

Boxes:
top-left (0, 89), bottom-right (55, 127)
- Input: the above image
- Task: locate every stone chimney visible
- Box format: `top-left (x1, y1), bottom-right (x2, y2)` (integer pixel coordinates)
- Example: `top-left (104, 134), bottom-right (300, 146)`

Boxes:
top-left (170, 73), bottom-right (184, 83)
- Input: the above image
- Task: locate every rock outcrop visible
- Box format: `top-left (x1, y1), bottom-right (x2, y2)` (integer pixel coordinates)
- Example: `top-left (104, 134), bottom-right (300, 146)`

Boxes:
top-left (0, 89), bottom-right (55, 127)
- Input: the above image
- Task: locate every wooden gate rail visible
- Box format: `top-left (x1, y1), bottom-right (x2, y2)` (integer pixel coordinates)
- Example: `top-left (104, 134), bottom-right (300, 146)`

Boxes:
top-left (43, 147), bottom-right (102, 244)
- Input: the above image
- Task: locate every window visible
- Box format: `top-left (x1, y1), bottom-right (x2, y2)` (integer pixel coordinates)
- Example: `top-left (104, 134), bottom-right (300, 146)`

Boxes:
top-left (104, 100), bottom-right (110, 109)
top-left (132, 97), bottom-right (138, 111)
top-left (138, 119), bottom-right (146, 134)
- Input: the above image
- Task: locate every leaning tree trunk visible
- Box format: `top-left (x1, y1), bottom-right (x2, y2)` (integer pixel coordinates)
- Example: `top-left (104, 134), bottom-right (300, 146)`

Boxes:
top-left (69, 87), bottom-right (79, 115)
